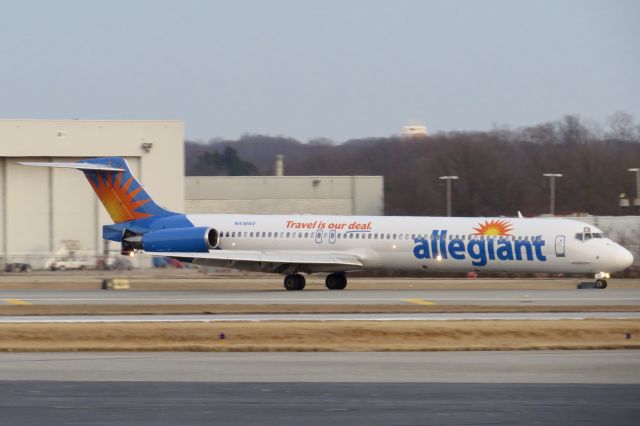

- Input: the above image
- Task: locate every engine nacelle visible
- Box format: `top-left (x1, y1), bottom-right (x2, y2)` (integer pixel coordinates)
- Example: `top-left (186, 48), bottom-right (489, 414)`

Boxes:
top-left (141, 227), bottom-right (219, 253)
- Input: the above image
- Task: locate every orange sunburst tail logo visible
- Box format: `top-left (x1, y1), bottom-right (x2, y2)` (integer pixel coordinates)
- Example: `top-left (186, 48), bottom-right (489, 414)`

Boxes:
top-left (80, 158), bottom-right (168, 223)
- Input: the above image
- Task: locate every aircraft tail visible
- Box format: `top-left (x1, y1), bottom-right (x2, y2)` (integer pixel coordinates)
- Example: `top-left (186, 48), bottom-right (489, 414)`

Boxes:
top-left (18, 157), bottom-right (173, 224)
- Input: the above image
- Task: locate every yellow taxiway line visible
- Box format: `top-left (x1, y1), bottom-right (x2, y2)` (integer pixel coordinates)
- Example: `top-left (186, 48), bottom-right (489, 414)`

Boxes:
top-left (2, 299), bottom-right (32, 305)
top-left (403, 298), bottom-right (436, 306)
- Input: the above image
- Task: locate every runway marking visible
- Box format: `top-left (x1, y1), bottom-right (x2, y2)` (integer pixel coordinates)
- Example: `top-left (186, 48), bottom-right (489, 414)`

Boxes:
top-left (2, 299), bottom-right (32, 305)
top-left (0, 312), bottom-right (639, 323)
top-left (2, 297), bottom-right (639, 303)
top-left (403, 299), bottom-right (436, 306)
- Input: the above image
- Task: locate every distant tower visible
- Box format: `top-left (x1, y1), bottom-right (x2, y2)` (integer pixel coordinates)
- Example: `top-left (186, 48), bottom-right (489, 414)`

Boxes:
top-left (275, 154), bottom-right (284, 176)
top-left (402, 122), bottom-right (428, 138)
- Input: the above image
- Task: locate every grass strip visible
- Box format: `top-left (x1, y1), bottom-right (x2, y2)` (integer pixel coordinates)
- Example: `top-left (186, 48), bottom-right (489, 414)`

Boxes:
top-left (1, 320), bottom-right (638, 352)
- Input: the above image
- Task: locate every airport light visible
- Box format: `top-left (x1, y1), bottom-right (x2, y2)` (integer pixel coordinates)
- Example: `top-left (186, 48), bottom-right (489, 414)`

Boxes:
top-left (543, 173), bottom-right (563, 216)
top-left (439, 176), bottom-right (459, 217)
top-left (629, 168), bottom-right (640, 209)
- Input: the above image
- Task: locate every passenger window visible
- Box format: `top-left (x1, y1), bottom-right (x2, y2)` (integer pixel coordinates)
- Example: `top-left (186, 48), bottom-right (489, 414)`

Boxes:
top-left (286, 232), bottom-right (290, 238)
top-left (374, 234), bottom-right (379, 240)
top-left (349, 233), bottom-right (354, 239)
top-left (368, 234), bottom-right (372, 239)
top-left (393, 234), bottom-right (397, 239)
top-left (399, 234), bottom-right (403, 240)
top-left (268, 232), bottom-right (272, 238)
top-left (231, 232), bottom-right (236, 238)
top-left (249, 232), bottom-right (254, 237)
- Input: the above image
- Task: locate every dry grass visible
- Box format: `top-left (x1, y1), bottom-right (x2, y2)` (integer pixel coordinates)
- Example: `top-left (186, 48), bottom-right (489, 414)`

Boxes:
top-left (0, 304), bottom-right (639, 316)
top-left (1, 320), bottom-right (638, 352)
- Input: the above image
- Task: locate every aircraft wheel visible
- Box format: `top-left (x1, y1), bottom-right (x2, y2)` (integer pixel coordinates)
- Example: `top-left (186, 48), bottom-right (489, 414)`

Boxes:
top-left (325, 273), bottom-right (347, 290)
top-left (284, 274), bottom-right (306, 291)
top-left (595, 279), bottom-right (608, 289)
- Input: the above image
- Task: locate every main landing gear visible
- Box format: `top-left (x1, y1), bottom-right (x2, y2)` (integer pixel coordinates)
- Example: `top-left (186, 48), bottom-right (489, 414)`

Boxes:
top-left (325, 273), bottom-right (347, 290)
top-left (282, 273), bottom-right (349, 291)
top-left (284, 274), bottom-right (306, 291)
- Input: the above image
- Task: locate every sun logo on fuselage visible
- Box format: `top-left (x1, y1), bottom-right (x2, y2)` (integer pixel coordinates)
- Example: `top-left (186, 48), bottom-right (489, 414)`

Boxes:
top-left (473, 219), bottom-right (513, 236)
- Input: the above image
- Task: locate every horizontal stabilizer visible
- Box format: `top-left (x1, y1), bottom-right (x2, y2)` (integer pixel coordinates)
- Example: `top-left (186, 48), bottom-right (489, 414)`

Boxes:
top-left (17, 161), bottom-right (124, 172)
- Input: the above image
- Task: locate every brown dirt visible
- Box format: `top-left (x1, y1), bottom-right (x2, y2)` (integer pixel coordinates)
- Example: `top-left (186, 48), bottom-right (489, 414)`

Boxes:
top-left (1, 320), bottom-right (638, 352)
top-left (1, 304), bottom-right (639, 316)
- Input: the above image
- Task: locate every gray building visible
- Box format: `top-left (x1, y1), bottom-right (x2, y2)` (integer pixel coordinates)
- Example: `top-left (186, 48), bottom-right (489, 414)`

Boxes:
top-left (0, 119), bottom-right (184, 268)
top-left (185, 175), bottom-right (384, 216)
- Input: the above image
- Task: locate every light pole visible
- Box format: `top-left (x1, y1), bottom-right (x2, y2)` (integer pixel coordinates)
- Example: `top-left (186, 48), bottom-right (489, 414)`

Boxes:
top-left (439, 176), bottom-right (459, 217)
top-left (629, 168), bottom-right (640, 213)
top-left (543, 173), bottom-right (563, 215)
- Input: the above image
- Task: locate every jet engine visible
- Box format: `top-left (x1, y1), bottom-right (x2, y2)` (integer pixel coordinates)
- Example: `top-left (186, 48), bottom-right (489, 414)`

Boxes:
top-left (136, 227), bottom-right (219, 253)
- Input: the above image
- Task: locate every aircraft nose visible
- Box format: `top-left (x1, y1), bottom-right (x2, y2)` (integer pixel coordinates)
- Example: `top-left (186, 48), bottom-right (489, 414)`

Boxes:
top-left (616, 247), bottom-right (634, 271)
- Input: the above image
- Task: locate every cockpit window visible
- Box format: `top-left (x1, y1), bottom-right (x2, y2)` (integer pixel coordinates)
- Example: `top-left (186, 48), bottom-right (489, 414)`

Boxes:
top-left (584, 233), bottom-right (592, 240)
top-left (592, 233), bottom-right (602, 238)
top-left (575, 233), bottom-right (583, 241)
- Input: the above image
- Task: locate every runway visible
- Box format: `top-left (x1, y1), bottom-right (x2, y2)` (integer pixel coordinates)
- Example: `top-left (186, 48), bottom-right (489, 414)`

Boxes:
top-left (1, 351), bottom-right (638, 383)
top-left (1, 311), bottom-right (639, 323)
top-left (2, 288), bottom-right (640, 306)
top-left (2, 278), bottom-right (639, 424)
top-left (3, 381), bottom-right (637, 426)
top-left (1, 352), bottom-right (638, 425)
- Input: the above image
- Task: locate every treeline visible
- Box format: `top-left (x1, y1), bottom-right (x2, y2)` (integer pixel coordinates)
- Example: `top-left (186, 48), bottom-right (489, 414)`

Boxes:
top-left (186, 113), bottom-right (640, 217)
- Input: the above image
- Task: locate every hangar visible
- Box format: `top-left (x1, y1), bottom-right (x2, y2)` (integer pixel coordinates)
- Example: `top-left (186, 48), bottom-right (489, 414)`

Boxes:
top-left (0, 119), bottom-right (184, 269)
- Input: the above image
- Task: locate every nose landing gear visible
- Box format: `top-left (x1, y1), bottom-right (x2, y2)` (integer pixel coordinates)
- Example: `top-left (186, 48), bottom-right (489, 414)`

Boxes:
top-left (594, 279), bottom-right (608, 289)
top-left (578, 272), bottom-right (610, 290)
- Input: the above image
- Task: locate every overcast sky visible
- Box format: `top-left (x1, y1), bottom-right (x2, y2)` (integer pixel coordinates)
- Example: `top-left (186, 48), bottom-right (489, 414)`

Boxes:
top-left (1, 0), bottom-right (638, 142)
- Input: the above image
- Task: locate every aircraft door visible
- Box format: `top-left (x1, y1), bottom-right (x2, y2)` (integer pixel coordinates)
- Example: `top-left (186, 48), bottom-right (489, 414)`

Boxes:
top-left (315, 230), bottom-right (323, 244)
top-left (555, 235), bottom-right (566, 257)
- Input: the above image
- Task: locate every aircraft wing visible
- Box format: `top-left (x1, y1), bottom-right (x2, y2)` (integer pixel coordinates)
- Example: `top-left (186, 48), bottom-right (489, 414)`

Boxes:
top-left (144, 250), bottom-right (364, 273)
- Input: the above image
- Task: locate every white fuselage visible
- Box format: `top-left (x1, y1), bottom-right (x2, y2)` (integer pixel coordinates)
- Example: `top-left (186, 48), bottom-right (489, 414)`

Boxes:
top-left (186, 214), bottom-right (632, 274)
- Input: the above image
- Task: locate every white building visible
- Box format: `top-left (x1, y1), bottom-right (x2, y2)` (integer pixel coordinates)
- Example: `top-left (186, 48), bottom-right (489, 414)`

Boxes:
top-left (185, 176), bottom-right (383, 216)
top-left (401, 123), bottom-right (428, 138)
top-left (0, 119), bottom-right (184, 268)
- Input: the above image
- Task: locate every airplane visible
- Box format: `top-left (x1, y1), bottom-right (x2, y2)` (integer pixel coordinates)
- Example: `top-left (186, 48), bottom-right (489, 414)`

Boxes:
top-left (19, 157), bottom-right (634, 290)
